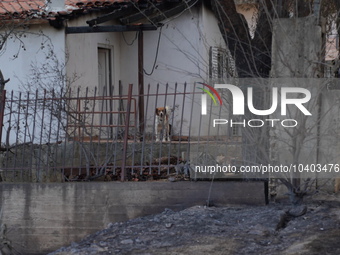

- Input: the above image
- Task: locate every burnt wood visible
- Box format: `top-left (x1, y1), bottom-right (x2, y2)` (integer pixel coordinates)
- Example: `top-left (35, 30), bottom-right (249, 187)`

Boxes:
top-left (66, 24), bottom-right (158, 34)
top-left (86, 6), bottom-right (134, 27)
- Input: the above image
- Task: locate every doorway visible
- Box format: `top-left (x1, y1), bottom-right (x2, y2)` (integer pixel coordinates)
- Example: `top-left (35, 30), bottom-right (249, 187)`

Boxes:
top-left (97, 47), bottom-right (113, 138)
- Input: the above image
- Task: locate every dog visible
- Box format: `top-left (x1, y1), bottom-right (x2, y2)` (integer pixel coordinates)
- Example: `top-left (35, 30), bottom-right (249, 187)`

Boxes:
top-left (155, 106), bottom-right (171, 142)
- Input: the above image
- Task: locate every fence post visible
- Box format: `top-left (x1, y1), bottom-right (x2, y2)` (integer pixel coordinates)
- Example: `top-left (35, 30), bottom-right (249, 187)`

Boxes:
top-left (0, 90), bottom-right (6, 145)
top-left (121, 84), bottom-right (133, 181)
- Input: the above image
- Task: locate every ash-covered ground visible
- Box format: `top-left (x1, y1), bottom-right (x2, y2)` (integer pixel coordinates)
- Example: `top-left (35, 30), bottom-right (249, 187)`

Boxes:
top-left (49, 193), bottom-right (340, 255)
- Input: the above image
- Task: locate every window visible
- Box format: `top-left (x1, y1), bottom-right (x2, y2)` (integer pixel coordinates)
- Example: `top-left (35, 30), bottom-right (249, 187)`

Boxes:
top-left (209, 47), bottom-right (238, 138)
top-left (209, 46), bottom-right (235, 82)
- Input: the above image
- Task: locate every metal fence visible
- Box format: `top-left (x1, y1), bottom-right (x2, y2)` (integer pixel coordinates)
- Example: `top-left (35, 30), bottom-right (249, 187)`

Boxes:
top-left (0, 83), bottom-right (242, 182)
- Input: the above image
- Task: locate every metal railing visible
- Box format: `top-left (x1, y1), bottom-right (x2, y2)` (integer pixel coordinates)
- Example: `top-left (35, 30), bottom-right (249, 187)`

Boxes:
top-left (0, 83), bottom-right (242, 182)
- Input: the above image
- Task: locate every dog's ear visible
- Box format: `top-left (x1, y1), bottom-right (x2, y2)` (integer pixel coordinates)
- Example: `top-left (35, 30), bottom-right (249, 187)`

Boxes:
top-left (155, 108), bottom-right (158, 115)
top-left (164, 108), bottom-right (166, 114)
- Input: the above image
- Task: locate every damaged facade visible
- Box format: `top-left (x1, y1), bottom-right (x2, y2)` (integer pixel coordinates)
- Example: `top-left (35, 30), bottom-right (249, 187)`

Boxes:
top-left (0, 0), bottom-right (245, 138)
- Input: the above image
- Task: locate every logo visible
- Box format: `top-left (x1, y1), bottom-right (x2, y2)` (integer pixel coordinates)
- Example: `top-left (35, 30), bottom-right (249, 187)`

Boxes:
top-left (197, 82), bottom-right (222, 115)
top-left (200, 83), bottom-right (312, 128)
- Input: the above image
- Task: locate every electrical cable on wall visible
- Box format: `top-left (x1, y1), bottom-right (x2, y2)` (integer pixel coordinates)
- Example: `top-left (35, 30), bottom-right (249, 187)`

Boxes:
top-left (122, 31), bottom-right (138, 46)
top-left (144, 26), bottom-right (163, 76)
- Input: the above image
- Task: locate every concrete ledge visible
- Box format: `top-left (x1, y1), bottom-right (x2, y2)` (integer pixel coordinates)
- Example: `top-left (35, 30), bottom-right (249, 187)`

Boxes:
top-left (0, 181), bottom-right (267, 254)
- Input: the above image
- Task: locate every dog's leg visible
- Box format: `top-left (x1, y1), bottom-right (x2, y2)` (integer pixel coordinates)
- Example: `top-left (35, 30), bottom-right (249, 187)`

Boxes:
top-left (163, 123), bottom-right (169, 142)
top-left (167, 124), bottom-right (171, 141)
top-left (162, 130), bottom-right (166, 142)
top-left (163, 124), bottom-right (168, 141)
top-left (155, 120), bottom-right (160, 142)
top-left (156, 131), bottom-right (160, 142)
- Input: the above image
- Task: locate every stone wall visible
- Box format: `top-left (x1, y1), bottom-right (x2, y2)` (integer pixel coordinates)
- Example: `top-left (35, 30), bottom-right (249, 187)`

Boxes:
top-left (0, 181), bottom-right (267, 254)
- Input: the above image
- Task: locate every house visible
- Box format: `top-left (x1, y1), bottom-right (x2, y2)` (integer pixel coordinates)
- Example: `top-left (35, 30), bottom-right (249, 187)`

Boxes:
top-left (0, 0), bottom-right (251, 139)
top-left (1, 1), bottom-right (338, 137)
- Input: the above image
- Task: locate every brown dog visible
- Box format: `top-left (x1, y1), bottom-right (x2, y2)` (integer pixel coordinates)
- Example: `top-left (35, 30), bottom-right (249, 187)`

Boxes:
top-left (155, 106), bottom-right (171, 142)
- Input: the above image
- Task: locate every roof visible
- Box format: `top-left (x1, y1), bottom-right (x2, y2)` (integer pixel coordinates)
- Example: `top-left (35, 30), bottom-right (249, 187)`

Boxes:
top-left (0, 0), bottom-right (197, 29)
top-left (0, 0), bottom-right (130, 20)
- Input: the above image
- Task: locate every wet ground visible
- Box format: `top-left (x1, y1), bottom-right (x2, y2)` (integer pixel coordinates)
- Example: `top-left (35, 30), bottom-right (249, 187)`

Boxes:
top-left (49, 193), bottom-right (340, 255)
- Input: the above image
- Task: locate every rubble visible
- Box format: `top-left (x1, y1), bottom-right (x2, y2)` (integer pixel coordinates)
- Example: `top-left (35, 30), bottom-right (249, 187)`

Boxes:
top-left (49, 193), bottom-right (340, 255)
top-left (63, 155), bottom-right (189, 182)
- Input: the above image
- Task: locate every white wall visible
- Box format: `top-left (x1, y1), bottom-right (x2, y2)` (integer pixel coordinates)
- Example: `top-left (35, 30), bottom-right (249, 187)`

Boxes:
top-left (65, 14), bottom-right (121, 96)
top-left (65, 14), bottom-right (123, 137)
top-left (0, 22), bottom-right (66, 144)
top-left (0, 23), bottom-right (65, 93)
top-left (119, 5), bottom-right (230, 137)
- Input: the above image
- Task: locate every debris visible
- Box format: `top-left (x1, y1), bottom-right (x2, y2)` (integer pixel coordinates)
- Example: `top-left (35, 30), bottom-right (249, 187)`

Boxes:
top-left (288, 205), bottom-right (307, 217)
top-left (49, 197), bottom-right (340, 255)
top-left (165, 223), bottom-right (173, 228)
top-left (62, 155), bottom-right (189, 182)
top-left (120, 239), bottom-right (133, 245)
top-left (168, 177), bottom-right (176, 182)
top-left (206, 199), bottom-right (214, 207)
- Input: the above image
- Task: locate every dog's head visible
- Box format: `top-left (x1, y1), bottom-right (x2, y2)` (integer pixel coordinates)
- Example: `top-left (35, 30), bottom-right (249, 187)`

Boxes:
top-left (156, 107), bottom-right (167, 120)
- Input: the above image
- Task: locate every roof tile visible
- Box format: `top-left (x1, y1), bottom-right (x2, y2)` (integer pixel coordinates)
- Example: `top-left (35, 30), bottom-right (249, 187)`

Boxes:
top-left (0, 0), bottom-right (130, 20)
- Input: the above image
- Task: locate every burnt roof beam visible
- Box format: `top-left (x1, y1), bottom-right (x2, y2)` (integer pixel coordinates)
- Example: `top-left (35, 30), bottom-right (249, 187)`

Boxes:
top-left (66, 24), bottom-right (158, 34)
top-left (86, 5), bottom-right (135, 27)
top-left (84, 0), bottom-right (195, 28)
